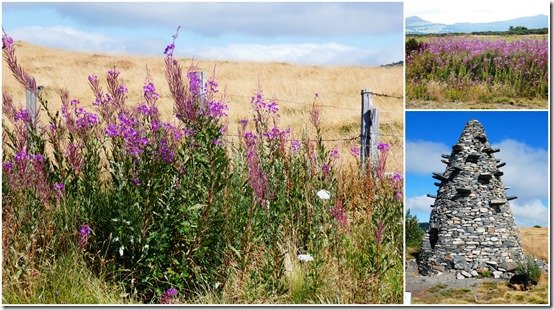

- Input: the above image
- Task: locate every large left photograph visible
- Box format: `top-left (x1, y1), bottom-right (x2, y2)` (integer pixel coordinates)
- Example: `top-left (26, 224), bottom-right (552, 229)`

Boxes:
top-left (2, 2), bottom-right (405, 304)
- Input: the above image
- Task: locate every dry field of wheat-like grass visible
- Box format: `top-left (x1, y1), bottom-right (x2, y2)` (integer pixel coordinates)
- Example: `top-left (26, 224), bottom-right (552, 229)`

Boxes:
top-left (519, 227), bottom-right (548, 262)
top-left (2, 41), bottom-right (404, 172)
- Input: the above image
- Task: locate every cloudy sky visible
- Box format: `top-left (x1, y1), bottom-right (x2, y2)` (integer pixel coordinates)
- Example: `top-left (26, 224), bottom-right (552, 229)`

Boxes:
top-left (406, 111), bottom-right (549, 228)
top-left (406, 0), bottom-right (548, 24)
top-left (2, 2), bottom-right (403, 66)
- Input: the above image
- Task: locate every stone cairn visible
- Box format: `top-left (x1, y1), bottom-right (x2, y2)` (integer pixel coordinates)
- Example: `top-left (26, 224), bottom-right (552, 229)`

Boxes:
top-left (417, 119), bottom-right (527, 280)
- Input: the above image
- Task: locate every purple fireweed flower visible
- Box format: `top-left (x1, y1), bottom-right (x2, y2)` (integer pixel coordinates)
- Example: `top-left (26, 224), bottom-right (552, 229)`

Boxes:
top-left (187, 71), bottom-right (203, 96)
top-left (395, 191), bottom-right (403, 202)
top-left (290, 139), bottom-right (301, 153)
top-left (106, 124), bottom-right (119, 137)
top-left (34, 154), bottom-right (45, 162)
top-left (263, 127), bottom-right (290, 140)
top-left (376, 142), bottom-right (390, 179)
top-left (350, 146), bottom-right (360, 158)
top-left (88, 75), bottom-right (98, 84)
top-left (70, 99), bottom-right (80, 105)
top-left (164, 43), bottom-right (175, 56)
top-left (183, 127), bottom-right (195, 137)
top-left (329, 147), bottom-right (340, 159)
top-left (239, 118), bottom-right (248, 128)
top-left (14, 150), bottom-right (29, 163)
top-left (207, 100), bottom-right (228, 118)
top-left (14, 109), bottom-right (30, 123)
top-left (3, 162), bottom-right (13, 171)
top-left (166, 288), bottom-right (178, 296)
top-left (54, 182), bottom-right (64, 191)
top-left (208, 79), bottom-right (218, 93)
top-left (132, 178), bottom-right (141, 186)
top-left (377, 142), bottom-right (390, 151)
top-left (143, 82), bottom-right (159, 101)
top-left (160, 287), bottom-right (178, 304)
top-left (391, 172), bottom-right (403, 182)
top-left (243, 132), bottom-right (257, 148)
top-left (266, 100), bottom-right (279, 113)
top-left (107, 68), bottom-right (119, 79)
top-left (2, 33), bottom-right (14, 49)
top-left (117, 84), bottom-right (128, 94)
top-left (322, 163), bottom-right (330, 176)
top-left (79, 224), bottom-right (91, 248)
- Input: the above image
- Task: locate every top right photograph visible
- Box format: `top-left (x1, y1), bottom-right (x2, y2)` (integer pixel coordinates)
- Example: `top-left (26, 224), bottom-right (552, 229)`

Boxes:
top-left (405, 0), bottom-right (549, 109)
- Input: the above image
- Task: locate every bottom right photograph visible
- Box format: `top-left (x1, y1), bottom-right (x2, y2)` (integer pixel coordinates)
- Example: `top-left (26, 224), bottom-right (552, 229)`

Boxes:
top-left (404, 111), bottom-right (549, 305)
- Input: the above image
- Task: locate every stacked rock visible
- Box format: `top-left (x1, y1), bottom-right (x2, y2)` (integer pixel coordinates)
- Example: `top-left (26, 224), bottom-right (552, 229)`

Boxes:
top-left (417, 119), bottom-right (526, 279)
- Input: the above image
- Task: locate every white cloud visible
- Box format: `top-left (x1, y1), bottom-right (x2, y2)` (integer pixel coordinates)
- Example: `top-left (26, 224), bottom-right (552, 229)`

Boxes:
top-left (510, 199), bottom-right (548, 227)
top-left (9, 26), bottom-right (400, 66)
top-left (406, 140), bottom-right (450, 175)
top-left (406, 0), bottom-right (547, 24)
top-left (492, 139), bottom-right (548, 200)
top-left (4, 3), bottom-right (403, 37)
top-left (11, 26), bottom-right (124, 54)
top-left (406, 195), bottom-right (435, 213)
top-left (181, 43), bottom-right (401, 66)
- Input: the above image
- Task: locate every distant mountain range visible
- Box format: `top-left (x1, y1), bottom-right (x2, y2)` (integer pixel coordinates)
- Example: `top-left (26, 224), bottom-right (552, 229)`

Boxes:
top-left (406, 14), bottom-right (548, 34)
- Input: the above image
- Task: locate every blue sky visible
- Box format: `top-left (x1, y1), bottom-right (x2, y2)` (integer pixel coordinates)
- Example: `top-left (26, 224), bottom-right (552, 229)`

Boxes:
top-left (406, 111), bottom-right (549, 227)
top-left (2, 2), bottom-right (404, 66)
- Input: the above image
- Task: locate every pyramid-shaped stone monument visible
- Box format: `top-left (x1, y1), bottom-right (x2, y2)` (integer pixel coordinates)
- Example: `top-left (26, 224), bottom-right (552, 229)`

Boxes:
top-left (417, 119), bottom-right (525, 278)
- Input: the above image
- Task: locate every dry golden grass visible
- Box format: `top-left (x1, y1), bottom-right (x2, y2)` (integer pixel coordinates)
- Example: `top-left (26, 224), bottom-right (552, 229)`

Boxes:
top-left (519, 227), bottom-right (549, 262)
top-left (2, 41), bottom-right (403, 172)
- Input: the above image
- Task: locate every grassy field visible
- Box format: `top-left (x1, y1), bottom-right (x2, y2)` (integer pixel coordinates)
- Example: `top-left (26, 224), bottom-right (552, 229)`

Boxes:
top-left (407, 34), bottom-right (548, 43)
top-left (405, 34), bottom-right (548, 109)
top-left (3, 39), bottom-right (404, 304)
top-left (2, 41), bottom-right (403, 172)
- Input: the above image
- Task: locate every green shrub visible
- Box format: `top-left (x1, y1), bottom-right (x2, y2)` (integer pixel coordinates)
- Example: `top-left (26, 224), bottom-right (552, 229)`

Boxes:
top-left (405, 209), bottom-right (424, 248)
top-left (514, 257), bottom-right (541, 285)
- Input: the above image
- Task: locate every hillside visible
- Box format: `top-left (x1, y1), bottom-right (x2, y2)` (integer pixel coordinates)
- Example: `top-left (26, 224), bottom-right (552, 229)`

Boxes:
top-left (406, 14), bottom-right (548, 34)
top-left (2, 41), bottom-right (404, 172)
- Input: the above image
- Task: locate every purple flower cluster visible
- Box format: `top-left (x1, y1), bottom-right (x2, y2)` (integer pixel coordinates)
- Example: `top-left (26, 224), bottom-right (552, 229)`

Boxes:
top-left (14, 109), bottom-right (30, 123)
top-left (263, 127), bottom-right (291, 140)
top-left (79, 224), bottom-right (91, 248)
top-left (160, 288), bottom-right (178, 304)
top-left (207, 99), bottom-right (228, 118)
top-left (251, 90), bottom-right (279, 114)
top-left (143, 82), bottom-right (159, 102)
top-left (407, 37), bottom-right (548, 97)
top-left (74, 107), bottom-right (100, 130)
top-left (2, 33), bottom-right (14, 49)
top-left (111, 112), bottom-right (149, 157)
top-left (376, 142), bottom-right (389, 179)
top-left (290, 139), bottom-right (301, 153)
top-left (350, 146), bottom-right (360, 158)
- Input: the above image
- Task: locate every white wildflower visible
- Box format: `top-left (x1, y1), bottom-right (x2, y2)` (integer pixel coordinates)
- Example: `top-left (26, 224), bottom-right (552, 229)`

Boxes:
top-left (316, 189), bottom-right (331, 200)
top-left (119, 245), bottom-right (124, 257)
top-left (298, 253), bottom-right (314, 262)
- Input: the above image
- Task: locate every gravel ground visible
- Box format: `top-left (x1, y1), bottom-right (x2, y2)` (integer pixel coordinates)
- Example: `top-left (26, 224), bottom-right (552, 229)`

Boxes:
top-left (405, 259), bottom-right (504, 293)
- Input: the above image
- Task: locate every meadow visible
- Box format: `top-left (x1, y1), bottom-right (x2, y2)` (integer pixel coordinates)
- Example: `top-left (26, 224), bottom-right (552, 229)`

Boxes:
top-left (2, 33), bottom-right (404, 304)
top-left (2, 41), bottom-right (403, 173)
top-left (405, 34), bottom-right (548, 109)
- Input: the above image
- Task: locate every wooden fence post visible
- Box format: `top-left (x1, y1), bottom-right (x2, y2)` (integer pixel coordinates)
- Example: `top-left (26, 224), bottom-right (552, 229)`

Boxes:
top-left (360, 89), bottom-right (380, 170)
top-left (191, 71), bottom-right (207, 108)
top-left (25, 89), bottom-right (37, 127)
